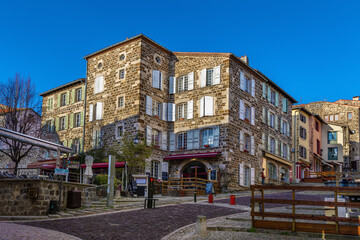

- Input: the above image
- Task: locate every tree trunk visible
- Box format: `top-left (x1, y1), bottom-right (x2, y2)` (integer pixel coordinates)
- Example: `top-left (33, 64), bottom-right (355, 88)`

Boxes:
top-left (14, 161), bottom-right (19, 176)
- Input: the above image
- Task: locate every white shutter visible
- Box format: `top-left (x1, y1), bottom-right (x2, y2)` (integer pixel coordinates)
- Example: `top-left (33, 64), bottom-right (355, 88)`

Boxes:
top-left (160, 71), bottom-right (163, 90)
top-left (200, 69), bottom-right (206, 87)
top-left (251, 136), bottom-right (255, 155)
top-left (262, 107), bottom-right (266, 123)
top-left (171, 103), bottom-right (175, 121)
top-left (152, 70), bottom-right (160, 89)
top-left (239, 131), bottom-right (244, 151)
top-left (204, 96), bottom-right (214, 116)
top-left (239, 100), bottom-right (245, 120)
top-left (275, 139), bottom-right (279, 155)
top-left (167, 103), bottom-right (172, 121)
top-left (239, 163), bottom-right (244, 186)
top-left (251, 168), bottom-right (255, 185)
top-left (213, 65), bottom-right (221, 85)
top-left (262, 133), bottom-right (266, 148)
top-left (162, 103), bottom-right (167, 120)
top-left (262, 82), bottom-right (266, 98)
top-left (96, 102), bottom-right (103, 120)
top-left (162, 132), bottom-right (167, 151)
top-left (213, 126), bottom-right (220, 147)
top-left (267, 111), bottom-right (270, 126)
top-left (94, 77), bottom-right (99, 93)
top-left (240, 71), bottom-right (245, 90)
top-left (187, 130), bottom-right (193, 150)
top-left (161, 162), bottom-right (169, 173)
top-left (280, 141), bottom-right (284, 157)
top-left (287, 145), bottom-right (290, 160)
top-left (89, 104), bottom-right (93, 122)
top-left (251, 79), bottom-right (255, 97)
top-left (169, 77), bottom-right (176, 94)
top-left (187, 100), bottom-right (193, 119)
top-left (99, 76), bottom-right (104, 93)
top-left (251, 107), bottom-right (255, 125)
top-left (188, 72), bottom-right (194, 90)
top-left (193, 130), bottom-right (200, 149)
top-left (146, 126), bottom-right (152, 146)
top-left (267, 86), bottom-right (271, 102)
top-left (146, 95), bottom-right (152, 116)
top-left (200, 97), bottom-right (204, 117)
top-left (275, 115), bottom-right (278, 130)
top-left (169, 133), bottom-right (175, 151)
top-left (287, 122), bottom-right (290, 137)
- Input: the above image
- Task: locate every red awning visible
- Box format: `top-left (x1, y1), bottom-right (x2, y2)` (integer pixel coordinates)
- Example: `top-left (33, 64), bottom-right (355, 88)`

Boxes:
top-left (164, 152), bottom-right (221, 160)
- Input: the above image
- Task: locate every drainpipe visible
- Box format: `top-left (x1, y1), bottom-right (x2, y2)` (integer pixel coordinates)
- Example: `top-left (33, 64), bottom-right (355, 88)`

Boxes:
top-left (82, 63), bottom-right (88, 153)
top-left (292, 110), bottom-right (298, 183)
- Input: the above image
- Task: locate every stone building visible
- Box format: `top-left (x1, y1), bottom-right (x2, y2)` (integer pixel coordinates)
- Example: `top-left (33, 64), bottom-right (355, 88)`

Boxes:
top-left (305, 98), bottom-right (360, 171)
top-left (40, 78), bottom-right (86, 156)
top-left (81, 34), bottom-right (296, 190)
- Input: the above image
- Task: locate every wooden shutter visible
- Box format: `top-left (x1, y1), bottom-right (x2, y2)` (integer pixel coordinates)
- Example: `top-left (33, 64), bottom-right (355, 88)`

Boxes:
top-left (262, 82), bottom-right (266, 98)
top-left (171, 103), bottom-right (175, 121)
top-left (287, 145), bottom-right (290, 160)
top-left (188, 72), bottom-right (194, 90)
top-left (251, 107), bottom-right (255, 125)
top-left (262, 133), bottom-right (266, 148)
top-left (169, 77), bottom-right (176, 94)
top-left (251, 79), bottom-right (255, 97)
top-left (267, 111), bottom-right (270, 126)
top-left (262, 107), bottom-right (266, 123)
top-left (187, 130), bottom-right (193, 150)
top-left (160, 71), bottom-right (163, 90)
top-left (287, 122), bottom-right (290, 137)
top-left (275, 92), bottom-right (279, 107)
top-left (239, 131), bottom-right (244, 151)
top-left (57, 94), bottom-right (61, 108)
top-left (200, 69), bottom-right (206, 87)
top-left (71, 89), bottom-right (75, 104)
top-left (239, 99), bottom-right (245, 120)
top-left (193, 130), bottom-right (200, 149)
top-left (146, 126), bottom-right (152, 146)
top-left (56, 117), bottom-right (59, 131)
top-left (267, 86), bottom-right (271, 102)
top-left (64, 115), bottom-right (68, 129)
top-left (251, 168), bottom-right (255, 185)
top-left (89, 104), bottom-right (93, 122)
top-left (162, 132), bottom-right (167, 151)
top-left (187, 100), bottom-right (193, 119)
top-left (275, 139), bottom-right (279, 155)
top-left (213, 65), bottom-right (221, 85)
top-left (146, 95), bottom-right (152, 116)
top-left (239, 163), bottom-right (244, 186)
top-left (240, 71), bottom-right (245, 90)
top-left (80, 111), bottom-right (84, 126)
top-left (96, 102), bottom-right (103, 120)
top-left (213, 126), bottom-right (219, 147)
top-left (152, 70), bottom-right (160, 89)
top-left (162, 103), bottom-right (167, 120)
top-left (70, 113), bottom-right (74, 128)
top-left (280, 141), bottom-right (284, 157)
top-left (169, 133), bottom-right (175, 151)
top-left (275, 115), bottom-right (278, 130)
top-left (204, 96), bottom-right (214, 116)
top-left (82, 86), bottom-right (85, 100)
top-left (251, 136), bottom-right (255, 155)
top-left (66, 91), bottom-right (70, 105)
top-left (200, 97), bottom-right (204, 117)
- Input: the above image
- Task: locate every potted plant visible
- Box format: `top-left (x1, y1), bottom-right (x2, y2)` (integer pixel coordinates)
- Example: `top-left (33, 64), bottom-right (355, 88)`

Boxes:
top-left (204, 144), bottom-right (210, 148)
top-left (179, 118), bottom-right (184, 121)
top-left (244, 118), bottom-right (250, 124)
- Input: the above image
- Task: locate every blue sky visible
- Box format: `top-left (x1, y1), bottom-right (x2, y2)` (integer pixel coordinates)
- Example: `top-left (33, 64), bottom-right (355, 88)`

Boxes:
top-left (0, 0), bottom-right (359, 104)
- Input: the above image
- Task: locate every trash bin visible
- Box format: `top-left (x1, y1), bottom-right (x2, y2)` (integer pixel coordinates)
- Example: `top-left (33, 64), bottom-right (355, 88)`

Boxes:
top-left (49, 200), bottom-right (59, 214)
top-left (67, 190), bottom-right (82, 208)
top-left (230, 195), bottom-right (236, 205)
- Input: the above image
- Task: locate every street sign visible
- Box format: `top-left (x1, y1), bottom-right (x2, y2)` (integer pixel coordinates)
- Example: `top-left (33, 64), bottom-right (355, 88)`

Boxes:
top-left (54, 168), bottom-right (69, 176)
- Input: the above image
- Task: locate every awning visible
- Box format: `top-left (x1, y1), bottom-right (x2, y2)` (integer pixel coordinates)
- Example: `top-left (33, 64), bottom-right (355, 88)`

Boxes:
top-left (29, 161), bottom-right (126, 169)
top-left (80, 162), bottom-right (126, 169)
top-left (164, 152), bottom-right (221, 160)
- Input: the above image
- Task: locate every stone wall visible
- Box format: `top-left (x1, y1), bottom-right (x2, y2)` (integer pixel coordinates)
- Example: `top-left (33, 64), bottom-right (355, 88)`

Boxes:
top-left (0, 179), bottom-right (92, 216)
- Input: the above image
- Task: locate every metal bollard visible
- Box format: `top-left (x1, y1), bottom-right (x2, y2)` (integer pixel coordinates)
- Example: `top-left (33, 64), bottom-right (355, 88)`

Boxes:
top-left (208, 194), bottom-right (213, 203)
top-left (195, 215), bottom-right (207, 235)
top-left (194, 190), bottom-right (197, 203)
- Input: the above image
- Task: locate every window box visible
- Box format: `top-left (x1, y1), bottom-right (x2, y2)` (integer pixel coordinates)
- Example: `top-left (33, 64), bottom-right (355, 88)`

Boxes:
top-left (244, 149), bottom-right (249, 153)
top-left (178, 147), bottom-right (185, 150)
top-left (155, 115), bottom-right (160, 119)
top-left (179, 118), bottom-right (184, 121)
top-left (204, 144), bottom-right (210, 148)
top-left (153, 145), bottom-right (160, 149)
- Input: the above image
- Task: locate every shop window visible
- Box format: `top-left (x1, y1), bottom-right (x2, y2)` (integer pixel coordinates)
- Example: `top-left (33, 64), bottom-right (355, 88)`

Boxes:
top-left (268, 163), bottom-right (277, 180)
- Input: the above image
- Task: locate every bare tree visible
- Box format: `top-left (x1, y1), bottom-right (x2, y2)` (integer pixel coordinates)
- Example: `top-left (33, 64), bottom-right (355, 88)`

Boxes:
top-left (0, 73), bottom-right (40, 174)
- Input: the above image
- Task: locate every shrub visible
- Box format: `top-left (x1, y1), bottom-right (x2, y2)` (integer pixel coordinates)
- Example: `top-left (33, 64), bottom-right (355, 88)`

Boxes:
top-left (94, 174), bottom-right (121, 189)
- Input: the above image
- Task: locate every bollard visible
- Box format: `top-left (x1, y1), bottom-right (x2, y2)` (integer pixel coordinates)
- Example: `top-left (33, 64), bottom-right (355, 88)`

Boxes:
top-left (194, 190), bottom-right (197, 203)
top-left (230, 195), bottom-right (236, 205)
top-left (195, 215), bottom-right (207, 235)
top-left (208, 194), bottom-right (213, 203)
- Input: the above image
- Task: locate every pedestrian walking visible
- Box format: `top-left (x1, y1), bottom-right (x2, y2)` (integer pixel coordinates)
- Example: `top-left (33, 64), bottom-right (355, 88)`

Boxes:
top-left (261, 169), bottom-right (265, 185)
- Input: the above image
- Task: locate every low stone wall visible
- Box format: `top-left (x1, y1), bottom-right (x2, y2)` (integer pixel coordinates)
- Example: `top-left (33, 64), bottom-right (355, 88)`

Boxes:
top-left (0, 179), bottom-right (94, 216)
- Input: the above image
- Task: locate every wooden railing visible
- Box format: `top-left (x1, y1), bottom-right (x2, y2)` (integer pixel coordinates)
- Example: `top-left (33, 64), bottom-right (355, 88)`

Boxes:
top-left (154, 177), bottom-right (220, 196)
top-left (304, 171), bottom-right (360, 183)
top-left (250, 185), bottom-right (360, 236)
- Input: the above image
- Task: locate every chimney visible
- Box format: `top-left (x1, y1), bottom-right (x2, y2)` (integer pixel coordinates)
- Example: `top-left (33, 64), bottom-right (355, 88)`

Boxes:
top-left (353, 96), bottom-right (359, 101)
top-left (240, 55), bottom-right (249, 65)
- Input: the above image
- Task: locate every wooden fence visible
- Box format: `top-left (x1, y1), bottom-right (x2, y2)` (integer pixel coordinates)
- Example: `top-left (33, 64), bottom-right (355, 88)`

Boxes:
top-left (304, 171), bottom-right (360, 183)
top-left (250, 185), bottom-right (360, 236)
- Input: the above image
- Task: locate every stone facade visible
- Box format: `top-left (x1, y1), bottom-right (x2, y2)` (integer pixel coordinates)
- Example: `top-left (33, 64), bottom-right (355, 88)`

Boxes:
top-left (305, 101), bottom-right (360, 170)
top-left (40, 78), bottom-right (86, 157)
top-left (0, 179), bottom-right (92, 216)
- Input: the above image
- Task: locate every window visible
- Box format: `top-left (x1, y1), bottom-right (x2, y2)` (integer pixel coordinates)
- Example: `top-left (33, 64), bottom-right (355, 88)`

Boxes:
top-left (152, 70), bottom-right (162, 89)
top-left (328, 147), bottom-right (338, 160)
top-left (329, 115), bottom-right (334, 121)
top-left (328, 131), bottom-right (337, 144)
top-left (270, 113), bottom-right (275, 128)
top-left (93, 130), bottom-right (101, 149)
top-left (282, 120), bottom-right (288, 135)
top-left (60, 117), bottom-right (66, 131)
top-left (334, 114), bottom-right (339, 121)
top-left (46, 120), bottom-right (52, 133)
top-left (118, 96), bottom-right (124, 108)
top-left (177, 132), bottom-right (187, 149)
top-left (348, 112), bottom-right (352, 120)
top-left (155, 56), bottom-right (161, 64)
top-left (94, 76), bottom-right (104, 94)
top-left (74, 112), bottom-right (81, 128)
top-left (299, 146), bottom-right (307, 158)
top-left (245, 105), bottom-right (251, 122)
top-left (324, 115), bottom-right (329, 121)
top-left (177, 103), bottom-right (187, 120)
top-left (270, 137), bottom-right (275, 153)
top-left (202, 128), bottom-right (214, 148)
top-left (300, 127), bottom-right (307, 139)
top-left (151, 161), bottom-right (160, 179)
top-left (73, 139), bottom-right (80, 154)
top-left (97, 62), bottom-right (103, 69)
top-left (200, 96), bottom-right (214, 117)
top-left (244, 77), bottom-right (251, 93)
top-left (268, 163), bottom-right (277, 180)
top-left (119, 54), bottom-right (125, 61)
top-left (60, 93), bottom-right (67, 107)
top-left (119, 69), bottom-right (125, 80)
top-left (47, 98), bottom-right (53, 110)
top-left (116, 125), bottom-right (124, 138)
top-left (282, 143), bottom-right (288, 159)
top-left (153, 100), bottom-right (161, 117)
top-left (317, 139), bottom-right (320, 155)
top-left (75, 88), bottom-right (82, 102)
top-left (315, 121), bottom-right (319, 131)
top-left (244, 134), bottom-right (251, 152)
top-left (300, 114), bottom-right (306, 123)
top-left (244, 167), bottom-right (250, 187)
top-left (270, 90), bottom-right (275, 105)
top-left (206, 69), bottom-right (213, 86)
top-left (152, 129), bottom-right (161, 146)
top-left (177, 75), bottom-right (188, 92)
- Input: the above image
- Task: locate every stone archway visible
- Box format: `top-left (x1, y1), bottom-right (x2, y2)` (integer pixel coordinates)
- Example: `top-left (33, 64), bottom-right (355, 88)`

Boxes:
top-left (181, 161), bottom-right (208, 179)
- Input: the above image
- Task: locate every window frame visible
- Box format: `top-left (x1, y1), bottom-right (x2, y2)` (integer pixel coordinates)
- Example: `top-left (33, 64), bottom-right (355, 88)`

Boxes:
top-left (328, 147), bottom-right (338, 160)
top-left (152, 100), bottom-right (161, 117)
top-left (206, 69), bottom-right (214, 86)
top-left (151, 129), bottom-right (161, 147)
top-left (116, 125), bottom-right (124, 139)
top-left (118, 96), bottom-right (125, 108)
top-left (75, 88), bottom-right (82, 102)
top-left (74, 112), bottom-right (81, 128)
top-left (177, 75), bottom-right (189, 92)
top-left (60, 93), bottom-right (67, 107)
top-left (177, 132), bottom-right (187, 150)
top-left (328, 131), bottom-right (337, 144)
top-left (119, 69), bottom-right (125, 80)
top-left (177, 103), bottom-right (187, 120)
top-left (151, 160), bottom-right (160, 179)
top-left (348, 112), bottom-right (352, 120)
top-left (270, 137), bottom-right (275, 153)
top-left (244, 133), bottom-right (251, 153)
top-left (60, 116), bottom-right (66, 131)
top-left (201, 128), bottom-right (214, 148)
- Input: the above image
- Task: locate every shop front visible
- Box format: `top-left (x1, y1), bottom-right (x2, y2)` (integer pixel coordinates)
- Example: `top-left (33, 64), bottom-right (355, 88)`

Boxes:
top-left (263, 152), bottom-right (292, 184)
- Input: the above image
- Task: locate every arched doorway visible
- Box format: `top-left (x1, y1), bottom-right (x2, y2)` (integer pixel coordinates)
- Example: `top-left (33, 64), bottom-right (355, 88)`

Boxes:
top-left (182, 161), bottom-right (207, 179)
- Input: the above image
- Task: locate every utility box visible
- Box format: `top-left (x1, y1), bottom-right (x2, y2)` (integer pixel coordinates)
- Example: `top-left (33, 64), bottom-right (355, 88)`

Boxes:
top-left (67, 190), bottom-right (82, 208)
top-left (133, 175), bottom-right (149, 197)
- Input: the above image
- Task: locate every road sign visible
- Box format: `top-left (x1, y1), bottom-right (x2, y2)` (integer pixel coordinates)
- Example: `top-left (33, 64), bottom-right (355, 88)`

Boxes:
top-left (55, 168), bottom-right (69, 176)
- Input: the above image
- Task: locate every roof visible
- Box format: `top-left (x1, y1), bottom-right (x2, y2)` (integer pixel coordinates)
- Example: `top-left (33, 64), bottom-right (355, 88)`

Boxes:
top-left (39, 78), bottom-right (85, 97)
top-left (83, 34), bottom-right (173, 59)
top-left (305, 101), bottom-right (360, 108)
top-left (292, 105), bottom-right (325, 123)
top-left (174, 52), bottom-right (232, 57)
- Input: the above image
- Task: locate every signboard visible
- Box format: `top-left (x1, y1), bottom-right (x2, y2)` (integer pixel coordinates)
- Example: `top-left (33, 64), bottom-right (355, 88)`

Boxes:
top-left (66, 160), bottom-right (80, 169)
top-left (54, 168), bottom-right (69, 176)
top-left (205, 182), bottom-right (214, 194)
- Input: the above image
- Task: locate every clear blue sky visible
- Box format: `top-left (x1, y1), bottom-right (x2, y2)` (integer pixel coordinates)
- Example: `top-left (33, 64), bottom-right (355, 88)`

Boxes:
top-left (1, 0), bottom-right (359, 104)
